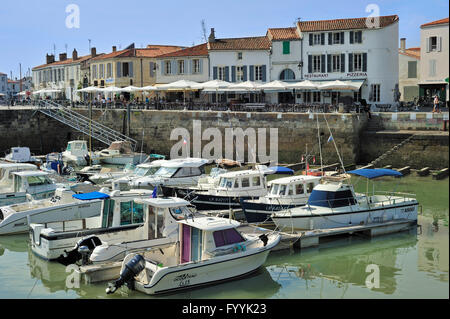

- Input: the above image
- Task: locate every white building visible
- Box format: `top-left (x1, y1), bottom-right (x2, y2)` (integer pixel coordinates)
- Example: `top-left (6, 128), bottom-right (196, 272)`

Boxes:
top-left (419, 17), bottom-right (449, 105)
top-left (398, 38), bottom-right (420, 102)
top-left (0, 72), bottom-right (7, 99)
top-left (207, 29), bottom-right (271, 103)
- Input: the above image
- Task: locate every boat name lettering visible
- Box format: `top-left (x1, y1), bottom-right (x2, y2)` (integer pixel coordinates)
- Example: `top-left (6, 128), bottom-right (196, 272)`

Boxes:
top-left (402, 207), bottom-right (415, 213)
top-left (174, 273), bottom-right (197, 282)
top-left (14, 222), bottom-right (26, 227)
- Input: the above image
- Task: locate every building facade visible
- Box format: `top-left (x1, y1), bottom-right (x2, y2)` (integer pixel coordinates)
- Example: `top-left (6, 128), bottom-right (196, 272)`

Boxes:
top-left (0, 72), bottom-right (7, 99)
top-left (419, 17), bottom-right (449, 104)
top-left (398, 38), bottom-right (420, 102)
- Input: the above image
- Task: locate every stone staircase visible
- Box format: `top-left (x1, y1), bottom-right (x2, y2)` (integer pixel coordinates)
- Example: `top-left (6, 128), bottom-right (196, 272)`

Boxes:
top-left (369, 134), bottom-right (416, 166)
top-left (36, 100), bottom-right (138, 150)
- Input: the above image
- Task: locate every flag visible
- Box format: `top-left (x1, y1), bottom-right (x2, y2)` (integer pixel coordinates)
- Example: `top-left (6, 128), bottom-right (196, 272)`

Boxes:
top-left (327, 135), bottom-right (333, 143)
top-left (152, 186), bottom-right (157, 198)
top-left (183, 138), bottom-right (187, 145)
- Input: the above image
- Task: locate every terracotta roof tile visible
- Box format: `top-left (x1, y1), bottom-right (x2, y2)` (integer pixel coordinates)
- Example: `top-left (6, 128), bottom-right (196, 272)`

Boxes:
top-left (32, 54), bottom-right (101, 70)
top-left (208, 36), bottom-right (271, 50)
top-left (90, 45), bottom-right (184, 61)
top-left (267, 27), bottom-right (300, 40)
top-left (156, 43), bottom-right (208, 58)
top-left (399, 47), bottom-right (420, 59)
top-left (297, 15), bottom-right (399, 32)
top-left (421, 17), bottom-right (449, 28)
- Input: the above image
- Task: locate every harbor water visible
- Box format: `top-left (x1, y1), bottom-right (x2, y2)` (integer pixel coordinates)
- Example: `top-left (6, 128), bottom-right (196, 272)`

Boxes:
top-left (0, 174), bottom-right (448, 299)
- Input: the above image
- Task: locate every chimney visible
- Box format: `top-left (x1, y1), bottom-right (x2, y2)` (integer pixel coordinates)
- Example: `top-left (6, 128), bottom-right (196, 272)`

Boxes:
top-left (400, 38), bottom-right (406, 51)
top-left (91, 47), bottom-right (97, 57)
top-left (208, 28), bottom-right (216, 43)
top-left (46, 54), bottom-right (55, 64)
top-left (59, 53), bottom-right (67, 61)
top-left (72, 49), bottom-right (78, 61)
top-left (112, 46), bottom-right (117, 52)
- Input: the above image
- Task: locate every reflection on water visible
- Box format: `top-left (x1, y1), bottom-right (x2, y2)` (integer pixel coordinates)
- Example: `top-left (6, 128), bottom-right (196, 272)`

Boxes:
top-left (0, 175), bottom-right (448, 299)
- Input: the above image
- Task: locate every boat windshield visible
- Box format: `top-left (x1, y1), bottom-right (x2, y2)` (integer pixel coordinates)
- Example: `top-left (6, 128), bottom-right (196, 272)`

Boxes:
top-left (270, 184), bottom-right (279, 195)
top-left (210, 167), bottom-right (227, 178)
top-left (307, 189), bottom-right (357, 208)
top-left (154, 167), bottom-right (178, 178)
top-left (219, 177), bottom-right (234, 188)
top-left (27, 175), bottom-right (53, 186)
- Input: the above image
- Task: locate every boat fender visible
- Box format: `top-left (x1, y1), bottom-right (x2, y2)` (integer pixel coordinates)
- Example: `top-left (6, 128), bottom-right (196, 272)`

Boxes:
top-left (106, 254), bottom-right (146, 294)
top-left (259, 234), bottom-right (268, 247)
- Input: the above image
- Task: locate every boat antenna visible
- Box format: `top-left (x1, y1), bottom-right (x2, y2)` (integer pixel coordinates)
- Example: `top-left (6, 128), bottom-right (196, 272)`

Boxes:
top-left (322, 113), bottom-right (346, 174)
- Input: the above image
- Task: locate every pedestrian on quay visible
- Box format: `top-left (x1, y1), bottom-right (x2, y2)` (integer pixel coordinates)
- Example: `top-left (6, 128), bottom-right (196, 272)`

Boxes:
top-left (433, 95), bottom-right (440, 113)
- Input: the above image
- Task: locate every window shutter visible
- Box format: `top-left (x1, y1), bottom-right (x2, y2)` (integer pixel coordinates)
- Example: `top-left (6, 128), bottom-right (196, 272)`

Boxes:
top-left (149, 62), bottom-right (154, 77)
top-left (249, 65), bottom-right (254, 81)
top-left (328, 32), bottom-right (332, 45)
top-left (350, 31), bottom-right (354, 44)
top-left (348, 54), bottom-right (353, 72)
top-left (426, 38), bottom-right (430, 52)
top-left (327, 54), bottom-right (331, 73)
top-left (160, 61), bottom-right (165, 75)
top-left (129, 62), bottom-right (133, 77)
top-left (368, 85), bottom-right (373, 102)
top-left (438, 37), bottom-right (442, 51)
top-left (262, 65), bottom-right (266, 82)
top-left (224, 66), bottom-right (229, 82)
top-left (243, 65), bottom-right (247, 81)
top-left (283, 41), bottom-right (290, 54)
top-left (171, 60), bottom-right (177, 75)
top-left (357, 31), bottom-right (362, 43)
top-left (340, 32), bottom-right (344, 44)
top-left (116, 62), bottom-right (121, 77)
top-left (362, 53), bottom-right (367, 72)
top-left (309, 34), bottom-right (313, 46)
top-left (199, 59), bottom-right (203, 73)
top-left (321, 55), bottom-right (325, 73)
top-left (231, 66), bottom-right (236, 82)
top-left (308, 55), bottom-right (312, 73)
top-left (341, 53), bottom-right (345, 72)
top-left (213, 66), bottom-right (217, 80)
top-left (321, 33), bottom-right (325, 45)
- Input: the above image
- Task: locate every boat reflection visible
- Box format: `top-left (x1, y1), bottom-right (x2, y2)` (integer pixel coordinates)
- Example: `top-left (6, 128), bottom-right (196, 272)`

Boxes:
top-left (0, 234), bottom-right (29, 253)
top-left (265, 229), bottom-right (418, 296)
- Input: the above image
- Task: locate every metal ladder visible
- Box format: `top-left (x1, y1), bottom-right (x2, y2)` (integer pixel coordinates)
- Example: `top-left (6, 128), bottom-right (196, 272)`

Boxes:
top-left (370, 134), bottom-right (416, 166)
top-left (36, 100), bottom-right (138, 150)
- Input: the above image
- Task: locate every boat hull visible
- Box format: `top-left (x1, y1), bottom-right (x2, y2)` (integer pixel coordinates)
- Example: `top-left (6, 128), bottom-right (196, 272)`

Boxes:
top-left (241, 201), bottom-right (302, 223)
top-left (272, 203), bottom-right (419, 231)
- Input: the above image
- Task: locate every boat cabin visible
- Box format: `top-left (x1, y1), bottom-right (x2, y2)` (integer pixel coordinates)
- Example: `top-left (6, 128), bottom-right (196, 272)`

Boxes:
top-left (112, 160), bottom-right (168, 190)
top-left (0, 163), bottom-right (37, 189)
top-left (177, 216), bottom-right (244, 263)
top-left (4, 147), bottom-right (38, 163)
top-left (64, 140), bottom-right (88, 157)
top-left (307, 182), bottom-right (357, 208)
top-left (212, 169), bottom-right (267, 196)
top-left (267, 175), bottom-right (321, 199)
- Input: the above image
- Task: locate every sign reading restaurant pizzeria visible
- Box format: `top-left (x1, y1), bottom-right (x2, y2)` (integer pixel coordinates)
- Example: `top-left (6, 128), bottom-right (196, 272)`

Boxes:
top-left (305, 72), bottom-right (367, 79)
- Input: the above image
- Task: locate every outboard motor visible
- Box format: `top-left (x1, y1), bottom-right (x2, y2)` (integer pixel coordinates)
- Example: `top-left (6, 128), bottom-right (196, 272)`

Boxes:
top-left (106, 254), bottom-right (146, 294)
top-left (259, 233), bottom-right (268, 247)
top-left (56, 236), bottom-right (102, 266)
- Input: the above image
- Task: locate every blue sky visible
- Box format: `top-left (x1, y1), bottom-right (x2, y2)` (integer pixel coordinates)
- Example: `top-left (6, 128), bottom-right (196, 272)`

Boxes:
top-left (0, 0), bottom-right (448, 79)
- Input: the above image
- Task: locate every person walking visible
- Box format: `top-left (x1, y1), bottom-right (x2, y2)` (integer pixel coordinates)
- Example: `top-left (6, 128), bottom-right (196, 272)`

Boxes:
top-left (433, 95), bottom-right (440, 113)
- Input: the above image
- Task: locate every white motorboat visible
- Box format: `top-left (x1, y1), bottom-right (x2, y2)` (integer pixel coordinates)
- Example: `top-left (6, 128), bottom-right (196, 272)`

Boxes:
top-left (105, 213), bottom-right (281, 295)
top-left (81, 197), bottom-right (192, 265)
top-left (29, 189), bottom-right (154, 261)
top-left (112, 160), bottom-right (168, 191)
top-left (2, 147), bottom-right (41, 165)
top-left (128, 158), bottom-right (210, 190)
top-left (172, 169), bottom-right (269, 210)
top-left (96, 141), bottom-right (146, 166)
top-left (86, 163), bottom-right (135, 185)
top-left (241, 175), bottom-right (322, 224)
top-left (0, 169), bottom-right (57, 206)
top-left (0, 188), bottom-right (104, 235)
top-left (271, 169), bottom-right (419, 231)
top-left (61, 140), bottom-right (99, 167)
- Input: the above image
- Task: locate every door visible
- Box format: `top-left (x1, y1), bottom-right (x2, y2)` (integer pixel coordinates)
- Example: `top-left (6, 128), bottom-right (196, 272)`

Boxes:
top-left (191, 227), bottom-right (202, 262)
top-left (181, 224), bottom-right (191, 263)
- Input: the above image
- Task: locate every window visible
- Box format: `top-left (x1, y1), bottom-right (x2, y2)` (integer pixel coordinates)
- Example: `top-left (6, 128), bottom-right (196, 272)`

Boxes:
top-left (178, 60), bottom-right (185, 74)
top-left (304, 92), bottom-right (311, 103)
top-left (254, 65), bottom-right (263, 81)
top-left (407, 61), bottom-right (417, 78)
top-left (271, 184), bottom-right (279, 195)
top-left (313, 34), bottom-right (321, 45)
top-left (371, 84), bottom-right (381, 102)
top-left (101, 199), bottom-right (115, 228)
top-left (295, 184), bottom-right (304, 195)
top-left (312, 92), bottom-right (321, 102)
top-left (120, 201), bottom-right (144, 225)
top-left (164, 61), bottom-right (171, 75)
top-left (288, 185), bottom-right (294, 196)
top-left (354, 89), bottom-right (361, 102)
top-left (279, 184), bottom-right (287, 196)
top-left (283, 41), bottom-right (290, 54)
top-left (429, 36), bottom-right (437, 51)
top-left (332, 54), bottom-right (341, 72)
top-left (218, 66), bottom-right (225, 81)
top-left (193, 59), bottom-right (200, 73)
top-left (236, 66), bottom-right (244, 82)
top-left (353, 53), bottom-right (363, 72)
top-left (99, 64), bottom-right (104, 78)
top-left (312, 55), bottom-right (321, 73)
top-left (355, 31), bottom-right (362, 43)
top-left (279, 69), bottom-right (295, 80)
top-left (234, 179), bottom-right (239, 188)
top-left (107, 63), bottom-right (112, 78)
top-left (307, 182), bottom-right (315, 193)
top-left (213, 229), bottom-right (245, 247)
top-left (92, 65), bottom-right (98, 79)
top-left (237, 52), bottom-right (243, 60)
top-left (333, 32), bottom-right (341, 44)
top-left (122, 62), bottom-right (131, 77)
top-left (307, 190), bottom-right (356, 208)
top-left (241, 177), bottom-right (250, 188)
top-left (252, 176), bottom-right (260, 187)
